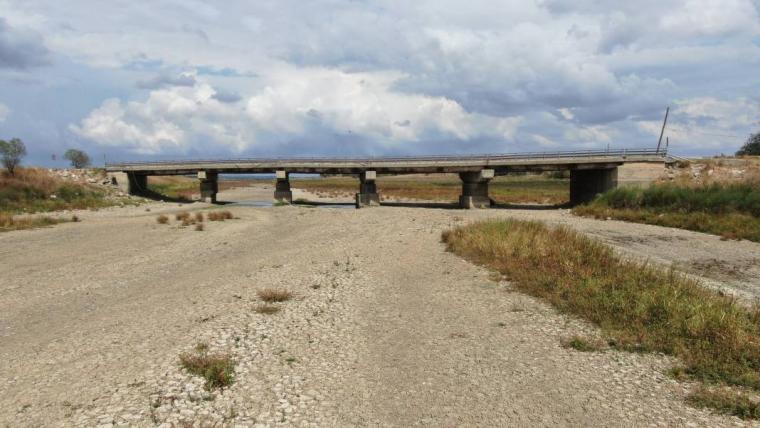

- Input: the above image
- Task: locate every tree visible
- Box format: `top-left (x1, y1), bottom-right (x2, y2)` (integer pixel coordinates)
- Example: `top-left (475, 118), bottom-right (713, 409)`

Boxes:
top-left (736, 132), bottom-right (760, 156)
top-left (0, 138), bottom-right (26, 176)
top-left (64, 149), bottom-right (91, 168)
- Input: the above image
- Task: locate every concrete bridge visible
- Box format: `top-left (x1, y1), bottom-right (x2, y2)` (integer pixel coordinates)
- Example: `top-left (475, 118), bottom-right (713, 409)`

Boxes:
top-left (105, 149), bottom-right (669, 208)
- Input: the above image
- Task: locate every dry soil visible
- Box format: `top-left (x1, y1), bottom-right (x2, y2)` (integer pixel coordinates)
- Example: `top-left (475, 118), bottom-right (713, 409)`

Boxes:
top-left (1, 184), bottom-right (759, 427)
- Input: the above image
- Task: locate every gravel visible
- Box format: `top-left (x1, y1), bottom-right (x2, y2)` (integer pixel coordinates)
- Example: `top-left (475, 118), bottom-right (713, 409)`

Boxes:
top-left (0, 184), bottom-right (758, 427)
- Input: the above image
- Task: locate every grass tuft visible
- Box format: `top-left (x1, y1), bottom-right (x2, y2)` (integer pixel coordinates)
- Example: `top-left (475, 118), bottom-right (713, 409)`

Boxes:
top-left (176, 212), bottom-right (190, 221)
top-left (156, 214), bottom-right (169, 224)
top-left (207, 211), bottom-right (233, 221)
top-left (560, 335), bottom-right (606, 352)
top-left (195, 223), bottom-right (204, 231)
top-left (254, 304), bottom-right (280, 314)
top-left (442, 220), bottom-right (760, 396)
top-left (195, 212), bottom-right (204, 222)
top-left (688, 387), bottom-right (760, 420)
top-left (0, 212), bottom-right (67, 232)
top-left (257, 288), bottom-right (293, 303)
top-left (179, 344), bottom-right (235, 390)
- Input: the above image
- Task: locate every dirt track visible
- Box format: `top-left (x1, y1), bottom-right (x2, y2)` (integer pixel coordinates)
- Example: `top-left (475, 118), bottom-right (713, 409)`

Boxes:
top-left (1, 184), bottom-right (758, 427)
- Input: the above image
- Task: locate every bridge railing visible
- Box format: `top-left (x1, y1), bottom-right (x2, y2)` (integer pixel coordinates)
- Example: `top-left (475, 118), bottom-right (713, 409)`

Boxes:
top-left (106, 148), bottom-right (666, 168)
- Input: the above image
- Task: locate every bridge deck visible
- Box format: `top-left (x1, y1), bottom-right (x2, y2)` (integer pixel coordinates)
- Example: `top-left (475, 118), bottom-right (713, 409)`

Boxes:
top-left (105, 149), bottom-right (668, 175)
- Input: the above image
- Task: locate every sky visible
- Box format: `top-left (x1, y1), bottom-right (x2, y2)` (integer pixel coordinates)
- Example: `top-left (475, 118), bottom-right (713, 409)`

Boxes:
top-left (0, 0), bottom-right (759, 166)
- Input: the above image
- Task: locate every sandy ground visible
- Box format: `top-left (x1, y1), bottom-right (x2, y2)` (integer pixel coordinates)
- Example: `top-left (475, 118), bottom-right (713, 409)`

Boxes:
top-left (1, 184), bottom-right (759, 427)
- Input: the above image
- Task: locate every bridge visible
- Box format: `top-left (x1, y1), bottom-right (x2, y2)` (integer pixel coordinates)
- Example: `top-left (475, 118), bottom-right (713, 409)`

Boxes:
top-left (105, 148), bottom-right (670, 208)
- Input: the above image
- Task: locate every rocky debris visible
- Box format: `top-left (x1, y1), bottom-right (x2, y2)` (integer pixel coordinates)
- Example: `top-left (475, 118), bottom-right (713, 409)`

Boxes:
top-left (664, 157), bottom-right (759, 184)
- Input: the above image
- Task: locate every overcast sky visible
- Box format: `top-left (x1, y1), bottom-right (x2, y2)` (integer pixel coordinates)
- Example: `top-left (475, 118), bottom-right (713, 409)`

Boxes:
top-left (1, 0), bottom-right (759, 165)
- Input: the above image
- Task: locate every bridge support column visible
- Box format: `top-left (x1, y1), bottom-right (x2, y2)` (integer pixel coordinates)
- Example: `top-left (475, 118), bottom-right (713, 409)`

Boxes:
top-left (459, 170), bottom-right (494, 209)
top-left (274, 170), bottom-right (292, 203)
top-left (569, 167), bottom-right (617, 205)
top-left (356, 170), bottom-right (380, 208)
top-left (198, 171), bottom-right (218, 203)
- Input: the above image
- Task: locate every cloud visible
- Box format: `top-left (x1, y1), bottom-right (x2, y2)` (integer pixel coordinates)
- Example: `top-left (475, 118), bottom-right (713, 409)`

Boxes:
top-left (638, 97), bottom-right (760, 151)
top-left (0, 102), bottom-right (9, 122)
top-left (0, 18), bottom-right (50, 69)
top-left (2, 0), bottom-right (760, 159)
top-left (72, 69), bottom-right (522, 155)
top-left (136, 72), bottom-right (197, 89)
top-left (211, 89), bottom-right (242, 104)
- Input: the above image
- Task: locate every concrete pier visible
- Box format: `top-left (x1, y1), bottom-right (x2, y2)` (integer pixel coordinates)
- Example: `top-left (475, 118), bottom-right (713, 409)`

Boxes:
top-left (569, 168), bottom-right (617, 205)
top-left (274, 170), bottom-right (293, 203)
top-left (356, 170), bottom-right (380, 208)
top-left (459, 169), bottom-right (494, 209)
top-left (198, 171), bottom-right (218, 203)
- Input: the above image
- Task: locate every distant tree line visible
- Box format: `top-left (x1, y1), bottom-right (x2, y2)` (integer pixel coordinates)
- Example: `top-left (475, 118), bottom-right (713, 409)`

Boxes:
top-left (1, 139), bottom-right (94, 175)
top-left (736, 132), bottom-right (760, 156)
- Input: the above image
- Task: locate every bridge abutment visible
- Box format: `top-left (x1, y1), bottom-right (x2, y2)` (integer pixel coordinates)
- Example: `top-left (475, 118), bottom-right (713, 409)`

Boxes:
top-left (274, 170), bottom-right (293, 203)
top-left (198, 171), bottom-right (218, 203)
top-left (459, 170), bottom-right (494, 209)
top-left (569, 167), bottom-right (617, 205)
top-left (113, 172), bottom-right (147, 195)
top-left (356, 170), bottom-right (380, 208)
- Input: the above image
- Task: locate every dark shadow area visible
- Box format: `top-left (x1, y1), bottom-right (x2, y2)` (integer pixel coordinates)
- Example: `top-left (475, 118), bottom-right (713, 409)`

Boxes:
top-left (134, 188), bottom-right (194, 204)
top-left (290, 198), bottom-right (571, 210)
top-left (380, 201), bottom-right (459, 210)
top-left (492, 202), bottom-right (571, 210)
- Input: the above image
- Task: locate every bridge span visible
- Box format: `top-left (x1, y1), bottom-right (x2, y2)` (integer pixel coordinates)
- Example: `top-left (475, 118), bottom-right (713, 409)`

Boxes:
top-left (105, 148), bottom-right (669, 208)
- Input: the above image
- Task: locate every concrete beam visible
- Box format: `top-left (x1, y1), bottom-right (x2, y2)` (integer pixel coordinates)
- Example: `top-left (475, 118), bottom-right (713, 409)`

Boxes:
top-left (569, 168), bottom-right (617, 205)
top-left (459, 169), bottom-right (494, 209)
top-left (199, 171), bottom-right (218, 203)
top-left (274, 170), bottom-right (292, 203)
top-left (356, 170), bottom-right (380, 208)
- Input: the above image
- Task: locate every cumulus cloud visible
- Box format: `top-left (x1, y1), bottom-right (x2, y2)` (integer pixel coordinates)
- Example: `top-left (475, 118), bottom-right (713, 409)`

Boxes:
top-left (0, 102), bottom-right (9, 122)
top-left (3, 0), bottom-right (760, 157)
top-left (71, 69), bottom-right (522, 155)
top-left (0, 18), bottom-right (49, 69)
top-left (638, 97), bottom-right (760, 151)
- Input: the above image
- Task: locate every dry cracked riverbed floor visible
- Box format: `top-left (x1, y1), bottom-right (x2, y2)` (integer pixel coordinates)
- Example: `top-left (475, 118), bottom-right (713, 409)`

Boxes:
top-left (1, 185), bottom-right (760, 427)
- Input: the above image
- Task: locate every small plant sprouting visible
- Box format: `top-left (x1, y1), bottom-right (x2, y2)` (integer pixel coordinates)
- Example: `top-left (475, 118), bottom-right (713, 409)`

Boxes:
top-left (257, 288), bottom-right (293, 303)
top-left (560, 335), bottom-right (606, 352)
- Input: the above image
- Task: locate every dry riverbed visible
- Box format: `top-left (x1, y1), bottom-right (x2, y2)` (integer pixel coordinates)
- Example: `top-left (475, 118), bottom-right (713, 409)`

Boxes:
top-left (1, 184), bottom-right (759, 427)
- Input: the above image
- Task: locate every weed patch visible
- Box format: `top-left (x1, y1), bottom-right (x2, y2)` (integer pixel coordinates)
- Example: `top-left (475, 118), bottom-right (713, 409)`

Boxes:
top-left (257, 288), bottom-right (293, 303)
top-left (561, 335), bottom-right (606, 352)
top-left (442, 220), bottom-right (760, 406)
top-left (179, 344), bottom-right (235, 390)
top-left (688, 387), bottom-right (760, 420)
top-left (575, 182), bottom-right (760, 242)
top-left (0, 212), bottom-right (67, 232)
top-left (208, 211), bottom-right (233, 221)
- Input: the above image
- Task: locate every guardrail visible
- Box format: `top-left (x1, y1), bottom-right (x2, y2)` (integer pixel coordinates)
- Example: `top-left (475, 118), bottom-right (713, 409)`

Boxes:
top-left (106, 148), bottom-right (666, 167)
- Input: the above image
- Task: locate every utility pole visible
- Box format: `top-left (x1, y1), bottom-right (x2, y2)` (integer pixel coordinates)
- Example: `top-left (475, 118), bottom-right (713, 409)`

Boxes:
top-left (656, 106), bottom-right (670, 153)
